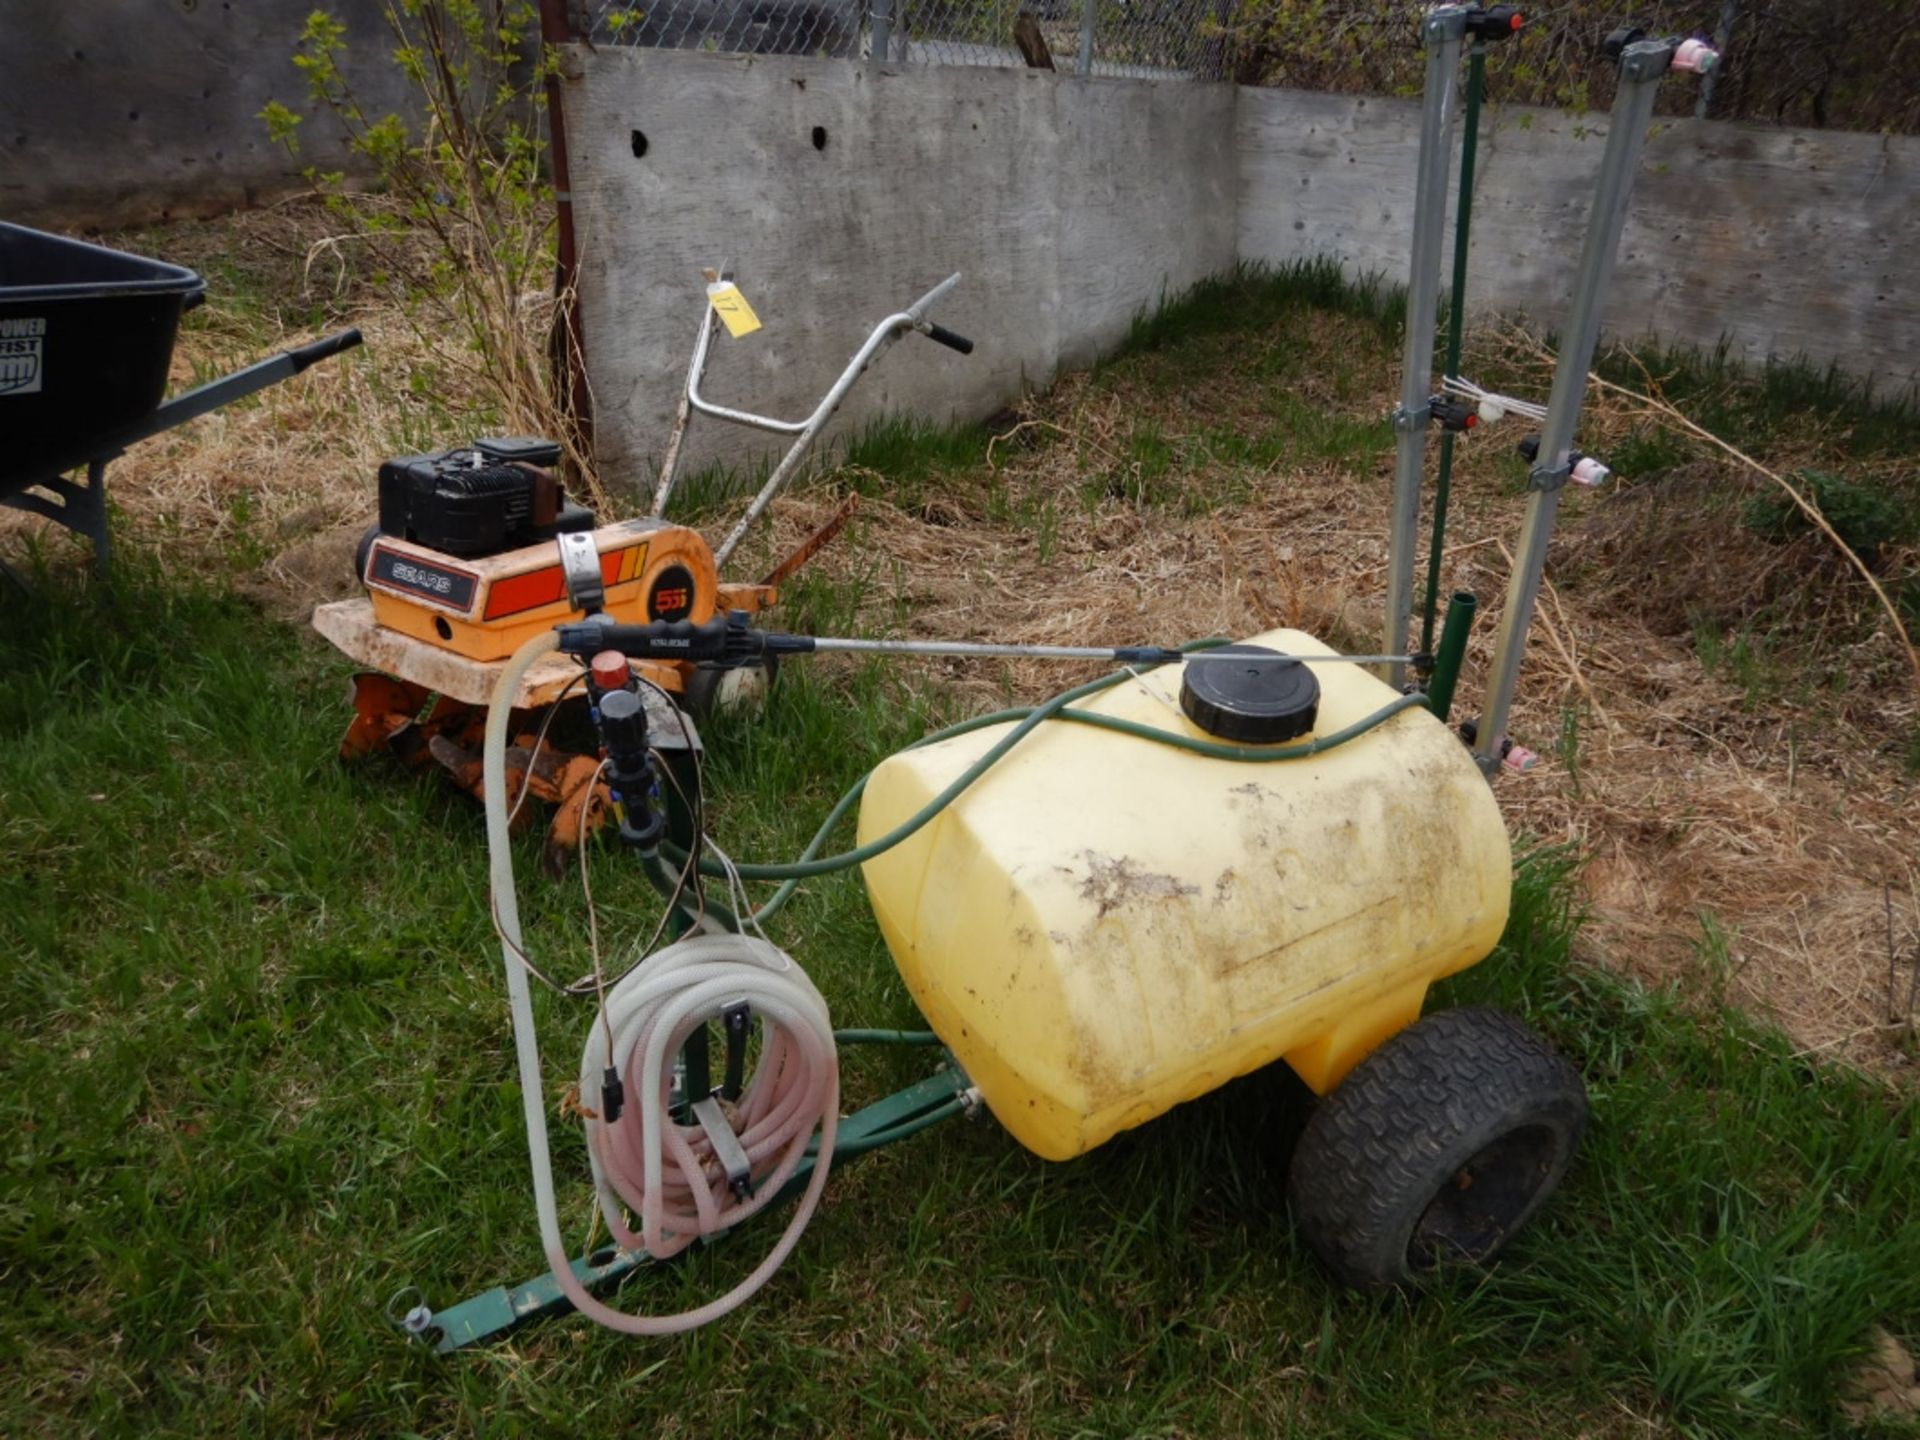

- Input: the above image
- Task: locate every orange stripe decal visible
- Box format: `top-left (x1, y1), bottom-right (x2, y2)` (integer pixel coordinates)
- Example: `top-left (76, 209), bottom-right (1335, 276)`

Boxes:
top-left (481, 543), bottom-right (647, 620)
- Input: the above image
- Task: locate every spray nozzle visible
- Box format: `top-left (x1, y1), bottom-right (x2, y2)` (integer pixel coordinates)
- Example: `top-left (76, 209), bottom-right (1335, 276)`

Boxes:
top-left (1427, 396), bottom-right (1480, 433)
top-left (1464, 5), bottom-right (1524, 41)
top-left (1515, 436), bottom-right (1610, 486)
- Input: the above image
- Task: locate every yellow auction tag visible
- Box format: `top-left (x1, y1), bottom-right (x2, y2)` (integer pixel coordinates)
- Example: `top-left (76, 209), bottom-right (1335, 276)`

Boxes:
top-left (706, 280), bottom-right (762, 338)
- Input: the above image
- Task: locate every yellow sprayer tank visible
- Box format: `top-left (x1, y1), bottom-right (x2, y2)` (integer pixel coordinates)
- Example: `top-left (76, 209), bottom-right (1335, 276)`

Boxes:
top-left (857, 627), bottom-right (1511, 1161)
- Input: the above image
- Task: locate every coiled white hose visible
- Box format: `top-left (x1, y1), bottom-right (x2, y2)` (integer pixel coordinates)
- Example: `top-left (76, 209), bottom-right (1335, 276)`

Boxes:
top-left (579, 932), bottom-right (837, 1261)
top-left (485, 631), bottom-right (840, 1335)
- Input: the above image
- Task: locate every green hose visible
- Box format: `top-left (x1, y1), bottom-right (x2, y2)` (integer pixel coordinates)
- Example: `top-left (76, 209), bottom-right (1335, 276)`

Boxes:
top-left (832, 1029), bottom-right (943, 1046)
top-left (664, 670), bottom-right (1428, 895)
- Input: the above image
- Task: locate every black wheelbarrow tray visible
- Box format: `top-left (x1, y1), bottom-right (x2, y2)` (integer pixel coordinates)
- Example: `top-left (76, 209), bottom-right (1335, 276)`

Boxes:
top-left (1, 221), bottom-right (361, 577)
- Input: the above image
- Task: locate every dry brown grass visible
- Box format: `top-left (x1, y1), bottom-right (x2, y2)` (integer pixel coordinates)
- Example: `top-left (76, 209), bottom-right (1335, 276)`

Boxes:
top-left (9, 207), bottom-right (1917, 1078)
top-left (727, 319), bottom-right (1920, 1080)
top-left (2, 197), bottom-right (575, 618)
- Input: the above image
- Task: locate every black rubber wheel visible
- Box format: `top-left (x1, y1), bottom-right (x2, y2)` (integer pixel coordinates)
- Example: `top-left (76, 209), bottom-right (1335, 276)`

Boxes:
top-left (1288, 1005), bottom-right (1587, 1291)
top-left (680, 654), bottom-right (780, 723)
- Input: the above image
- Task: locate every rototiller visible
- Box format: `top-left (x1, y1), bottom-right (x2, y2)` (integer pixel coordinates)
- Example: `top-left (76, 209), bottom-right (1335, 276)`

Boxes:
top-left (380, 16), bottom-right (1718, 1351)
top-left (312, 273), bottom-right (974, 866)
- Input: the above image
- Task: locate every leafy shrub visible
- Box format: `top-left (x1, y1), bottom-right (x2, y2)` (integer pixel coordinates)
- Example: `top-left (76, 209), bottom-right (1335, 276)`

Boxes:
top-left (1743, 470), bottom-right (1918, 561)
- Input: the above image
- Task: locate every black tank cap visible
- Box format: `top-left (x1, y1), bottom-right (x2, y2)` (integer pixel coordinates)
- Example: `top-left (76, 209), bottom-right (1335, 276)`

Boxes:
top-left (1178, 644), bottom-right (1320, 744)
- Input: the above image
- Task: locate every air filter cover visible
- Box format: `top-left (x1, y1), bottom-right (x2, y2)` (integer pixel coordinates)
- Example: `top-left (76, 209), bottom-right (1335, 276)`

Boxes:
top-left (1178, 644), bottom-right (1320, 743)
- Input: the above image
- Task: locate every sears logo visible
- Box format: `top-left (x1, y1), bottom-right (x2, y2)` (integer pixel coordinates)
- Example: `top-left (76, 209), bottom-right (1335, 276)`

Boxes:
top-left (390, 560), bottom-right (455, 595)
top-left (0, 316), bottom-right (46, 396)
top-left (647, 563), bottom-right (697, 622)
top-left (368, 544), bottom-right (478, 612)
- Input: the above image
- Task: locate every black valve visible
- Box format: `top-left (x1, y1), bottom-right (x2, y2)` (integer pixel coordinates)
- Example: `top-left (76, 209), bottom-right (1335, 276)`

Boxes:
top-left (1464, 5), bottom-right (1525, 41)
top-left (1601, 25), bottom-right (1647, 58)
top-left (1429, 396), bottom-right (1479, 433)
top-left (597, 687), bottom-right (665, 851)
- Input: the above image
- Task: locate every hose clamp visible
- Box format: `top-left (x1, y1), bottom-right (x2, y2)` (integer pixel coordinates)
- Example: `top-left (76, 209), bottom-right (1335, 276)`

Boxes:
top-left (558, 531), bottom-right (605, 614)
top-left (1619, 38), bottom-right (1679, 82)
top-left (1527, 461), bottom-right (1572, 493)
top-left (1391, 403), bottom-right (1432, 434)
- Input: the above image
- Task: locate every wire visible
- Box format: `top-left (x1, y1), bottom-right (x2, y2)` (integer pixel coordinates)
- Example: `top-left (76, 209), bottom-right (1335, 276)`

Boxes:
top-left (1442, 374), bottom-right (1549, 422)
top-left (507, 670), bottom-right (588, 827)
top-left (575, 758), bottom-right (618, 1056)
top-left (633, 671), bottom-right (709, 918)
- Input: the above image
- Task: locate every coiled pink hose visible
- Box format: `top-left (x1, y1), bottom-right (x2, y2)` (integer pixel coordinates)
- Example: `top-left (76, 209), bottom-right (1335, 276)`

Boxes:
top-left (579, 934), bottom-right (840, 1264)
top-left (486, 632), bottom-right (840, 1336)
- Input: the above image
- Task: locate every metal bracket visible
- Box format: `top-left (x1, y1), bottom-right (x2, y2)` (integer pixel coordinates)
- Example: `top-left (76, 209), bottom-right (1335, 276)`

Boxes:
top-left (418, 1064), bottom-right (974, 1352)
top-left (1422, 4), bottom-right (1471, 44)
top-left (1527, 462), bottom-right (1572, 493)
top-left (720, 1001), bottom-right (751, 1101)
top-left (557, 530), bottom-right (604, 614)
top-left (1619, 38), bottom-right (1679, 82)
top-left (3, 456), bottom-right (114, 577)
top-left (1391, 403), bottom-right (1432, 434)
top-left (690, 1095), bottom-right (755, 1201)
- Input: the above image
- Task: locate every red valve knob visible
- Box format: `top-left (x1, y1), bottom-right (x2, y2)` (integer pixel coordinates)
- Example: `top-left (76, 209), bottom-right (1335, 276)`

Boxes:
top-left (591, 649), bottom-right (634, 692)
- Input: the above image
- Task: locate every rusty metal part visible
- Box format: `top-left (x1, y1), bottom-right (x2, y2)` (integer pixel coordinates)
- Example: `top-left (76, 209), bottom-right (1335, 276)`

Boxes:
top-left (542, 763), bottom-right (614, 876)
top-left (425, 728), bottom-right (615, 872)
top-left (340, 673), bottom-right (494, 767)
top-left (335, 660), bottom-right (698, 856)
top-left (761, 493), bottom-right (859, 588)
top-left (714, 583), bottom-right (778, 615)
top-left (340, 673), bottom-right (432, 761)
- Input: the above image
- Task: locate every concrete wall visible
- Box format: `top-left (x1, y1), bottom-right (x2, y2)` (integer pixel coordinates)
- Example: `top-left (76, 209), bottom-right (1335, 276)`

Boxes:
top-left (11, 16), bottom-right (1908, 458)
top-left (1237, 88), bottom-right (1919, 393)
top-left (0, 1), bottom-right (421, 229)
top-left (560, 47), bottom-right (1239, 488)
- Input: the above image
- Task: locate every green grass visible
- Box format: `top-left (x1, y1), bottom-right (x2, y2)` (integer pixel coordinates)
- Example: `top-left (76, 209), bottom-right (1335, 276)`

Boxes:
top-left (5, 557), bottom-right (1919, 1439)
top-left (1123, 258), bottom-right (1406, 355)
top-left (6, 255), bottom-right (1919, 1436)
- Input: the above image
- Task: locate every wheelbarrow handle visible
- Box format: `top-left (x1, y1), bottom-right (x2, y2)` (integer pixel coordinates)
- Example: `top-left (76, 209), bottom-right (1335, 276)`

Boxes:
top-left (289, 327), bottom-right (365, 372)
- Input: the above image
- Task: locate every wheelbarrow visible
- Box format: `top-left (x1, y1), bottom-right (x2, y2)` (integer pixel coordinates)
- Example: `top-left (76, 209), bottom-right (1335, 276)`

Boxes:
top-left (0, 221), bottom-right (362, 583)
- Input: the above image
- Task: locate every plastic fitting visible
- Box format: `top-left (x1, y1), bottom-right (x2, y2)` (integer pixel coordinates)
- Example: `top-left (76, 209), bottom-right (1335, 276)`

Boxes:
top-left (1671, 37), bottom-right (1718, 73)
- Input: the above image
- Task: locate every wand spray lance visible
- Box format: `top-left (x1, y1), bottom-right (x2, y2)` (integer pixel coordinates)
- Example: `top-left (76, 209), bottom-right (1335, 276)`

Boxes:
top-left (552, 611), bottom-right (1419, 671)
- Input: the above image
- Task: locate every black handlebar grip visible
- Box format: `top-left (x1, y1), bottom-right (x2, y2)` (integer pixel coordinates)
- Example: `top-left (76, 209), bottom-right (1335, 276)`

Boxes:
top-left (924, 323), bottom-right (975, 356)
top-left (289, 327), bottom-right (365, 372)
top-left (556, 615), bottom-right (736, 660)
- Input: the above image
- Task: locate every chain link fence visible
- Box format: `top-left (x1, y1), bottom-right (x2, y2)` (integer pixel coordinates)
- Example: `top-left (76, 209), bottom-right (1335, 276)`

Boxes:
top-left (576, 0), bottom-right (1231, 77)
top-left (883, 0), bottom-right (1230, 77)
top-left (1224, 0), bottom-right (1919, 133)
top-left (574, 0), bottom-right (1918, 128)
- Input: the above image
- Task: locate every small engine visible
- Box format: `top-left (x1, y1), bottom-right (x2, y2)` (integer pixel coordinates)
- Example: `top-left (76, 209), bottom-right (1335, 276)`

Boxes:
top-left (376, 436), bottom-right (595, 558)
top-left (345, 433), bottom-right (733, 667)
